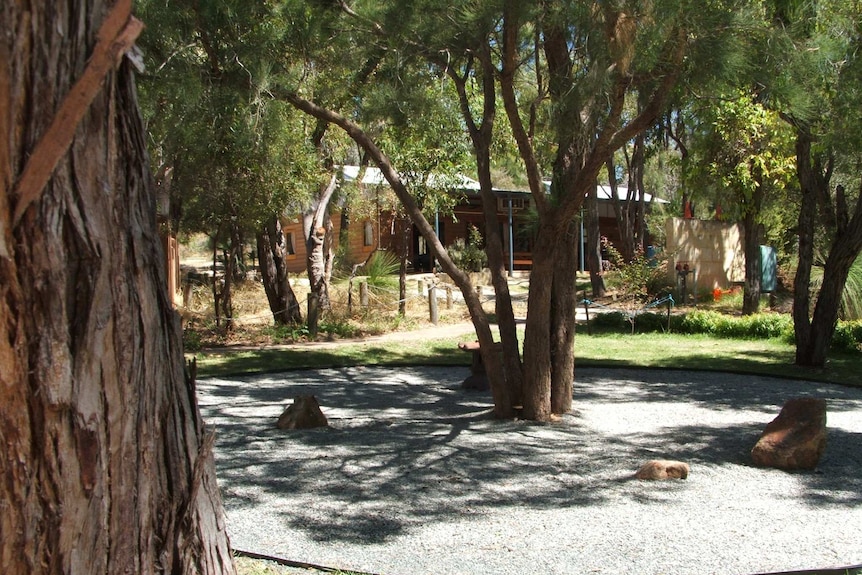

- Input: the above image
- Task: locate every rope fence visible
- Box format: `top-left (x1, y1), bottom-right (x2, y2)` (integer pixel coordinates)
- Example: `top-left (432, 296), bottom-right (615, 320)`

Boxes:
top-left (181, 270), bottom-right (676, 336)
top-left (579, 293), bottom-right (676, 334)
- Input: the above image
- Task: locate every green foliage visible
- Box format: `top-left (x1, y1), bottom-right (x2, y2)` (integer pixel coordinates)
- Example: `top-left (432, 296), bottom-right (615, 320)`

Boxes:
top-left (263, 323), bottom-right (311, 343)
top-left (678, 310), bottom-right (793, 340)
top-left (182, 329), bottom-right (203, 353)
top-left (810, 253), bottom-right (862, 321)
top-left (448, 225), bottom-right (487, 272)
top-left (832, 321), bottom-right (862, 353)
top-left (137, 0), bottom-right (322, 240)
top-left (602, 240), bottom-right (671, 301)
top-left (361, 251), bottom-right (400, 293)
top-left (589, 309), bottom-right (800, 341)
top-left (843, 255), bottom-right (862, 321)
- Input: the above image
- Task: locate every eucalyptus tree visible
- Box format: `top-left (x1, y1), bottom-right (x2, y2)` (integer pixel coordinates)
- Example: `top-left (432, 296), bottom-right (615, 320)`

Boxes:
top-left (283, 0), bottom-right (758, 420)
top-left (685, 92), bottom-right (795, 314)
top-left (762, 0), bottom-right (862, 366)
top-left (1, 2), bottom-right (235, 572)
top-left (137, 0), bottom-right (315, 326)
top-left (496, 0), bottom-right (757, 418)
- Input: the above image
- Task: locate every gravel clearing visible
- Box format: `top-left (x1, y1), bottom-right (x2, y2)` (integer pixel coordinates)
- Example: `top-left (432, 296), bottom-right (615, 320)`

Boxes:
top-left (197, 366), bottom-right (862, 575)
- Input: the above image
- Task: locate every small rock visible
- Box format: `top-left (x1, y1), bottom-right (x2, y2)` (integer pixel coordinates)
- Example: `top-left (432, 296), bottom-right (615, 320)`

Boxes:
top-left (751, 397), bottom-right (827, 471)
top-left (277, 395), bottom-right (328, 430)
top-left (634, 459), bottom-right (690, 480)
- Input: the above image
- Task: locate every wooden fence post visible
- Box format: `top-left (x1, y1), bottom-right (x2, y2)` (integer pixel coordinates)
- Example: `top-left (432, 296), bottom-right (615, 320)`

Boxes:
top-left (308, 293), bottom-right (319, 337)
top-left (360, 280), bottom-right (369, 308)
top-left (429, 285), bottom-right (438, 325)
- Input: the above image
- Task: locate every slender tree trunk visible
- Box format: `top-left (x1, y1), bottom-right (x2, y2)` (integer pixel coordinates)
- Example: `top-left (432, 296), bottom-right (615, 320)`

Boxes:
top-left (473, 126), bottom-right (523, 408)
top-left (0, 3), bottom-right (235, 573)
top-left (257, 216), bottom-right (302, 325)
top-left (586, 185), bottom-right (606, 298)
top-left (634, 138), bottom-right (648, 251)
top-left (211, 229), bottom-right (222, 327)
top-left (398, 215), bottom-right (409, 316)
top-left (793, 132), bottom-right (862, 365)
top-left (742, 217), bottom-right (762, 315)
top-left (742, 179), bottom-right (764, 315)
top-left (450, 44), bottom-right (523, 408)
top-left (304, 174), bottom-right (338, 319)
top-left (608, 158), bottom-right (635, 262)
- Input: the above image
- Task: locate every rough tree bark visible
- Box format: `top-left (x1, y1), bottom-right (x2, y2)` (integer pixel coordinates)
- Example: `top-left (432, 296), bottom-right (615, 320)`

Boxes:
top-left (257, 216), bottom-right (302, 325)
top-left (550, 222), bottom-right (579, 415)
top-left (0, 2), bottom-right (235, 573)
top-left (742, 173), bottom-right (765, 315)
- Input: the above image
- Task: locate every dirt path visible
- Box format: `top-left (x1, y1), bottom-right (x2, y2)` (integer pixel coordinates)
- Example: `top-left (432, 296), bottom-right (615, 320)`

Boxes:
top-left (214, 321), bottom-right (482, 353)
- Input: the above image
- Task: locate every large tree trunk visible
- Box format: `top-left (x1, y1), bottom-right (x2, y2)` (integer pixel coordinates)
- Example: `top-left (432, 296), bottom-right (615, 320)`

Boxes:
top-left (792, 145), bottom-right (817, 363)
top-left (550, 221), bottom-right (578, 414)
top-left (257, 216), bottom-right (302, 325)
top-left (521, 230), bottom-right (556, 421)
top-left (0, 2), bottom-right (235, 574)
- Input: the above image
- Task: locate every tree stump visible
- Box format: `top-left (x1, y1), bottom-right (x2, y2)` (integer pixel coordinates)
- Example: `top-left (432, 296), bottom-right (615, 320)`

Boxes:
top-left (277, 395), bottom-right (329, 430)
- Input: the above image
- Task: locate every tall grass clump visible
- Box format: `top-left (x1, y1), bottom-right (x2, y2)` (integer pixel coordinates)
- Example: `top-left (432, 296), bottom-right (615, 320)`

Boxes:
top-left (362, 250), bottom-right (400, 293)
top-left (810, 252), bottom-right (862, 320)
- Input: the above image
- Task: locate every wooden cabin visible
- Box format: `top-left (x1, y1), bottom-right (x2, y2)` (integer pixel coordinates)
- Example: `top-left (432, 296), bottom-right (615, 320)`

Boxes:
top-left (280, 167), bottom-right (665, 275)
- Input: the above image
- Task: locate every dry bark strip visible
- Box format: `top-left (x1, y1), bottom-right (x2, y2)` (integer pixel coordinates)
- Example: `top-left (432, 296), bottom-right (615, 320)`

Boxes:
top-left (11, 1), bottom-right (142, 225)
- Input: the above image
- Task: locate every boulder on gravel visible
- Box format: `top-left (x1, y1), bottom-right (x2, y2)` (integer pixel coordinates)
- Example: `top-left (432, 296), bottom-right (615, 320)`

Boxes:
top-left (277, 395), bottom-right (328, 430)
top-left (751, 397), bottom-right (826, 471)
top-left (634, 459), bottom-right (690, 480)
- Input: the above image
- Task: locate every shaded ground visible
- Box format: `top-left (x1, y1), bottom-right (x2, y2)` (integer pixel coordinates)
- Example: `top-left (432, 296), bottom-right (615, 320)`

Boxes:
top-left (198, 366), bottom-right (862, 575)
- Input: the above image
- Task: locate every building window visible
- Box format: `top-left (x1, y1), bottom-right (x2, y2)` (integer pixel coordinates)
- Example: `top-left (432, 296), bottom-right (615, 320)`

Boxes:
top-left (363, 221), bottom-right (374, 247)
top-left (285, 232), bottom-right (296, 255)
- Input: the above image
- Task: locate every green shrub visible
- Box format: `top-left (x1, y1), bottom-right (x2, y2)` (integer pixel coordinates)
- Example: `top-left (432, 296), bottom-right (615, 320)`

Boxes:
top-left (448, 225), bottom-right (487, 272)
top-left (602, 241), bottom-right (672, 301)
top-left (264, 323), bottom-right (310, 343)
top-left (183, 328), bottom-right (203, 352)
top-left (678, 310), bottom-right (792, 339)
top-left (832, 320), bottom-right (862, 352)
top-left (589, 311), bottom-right (629, 331)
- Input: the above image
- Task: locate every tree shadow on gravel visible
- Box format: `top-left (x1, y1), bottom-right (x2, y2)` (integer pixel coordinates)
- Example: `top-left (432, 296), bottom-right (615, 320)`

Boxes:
top-left (198, 366), bottom-right (862, 546)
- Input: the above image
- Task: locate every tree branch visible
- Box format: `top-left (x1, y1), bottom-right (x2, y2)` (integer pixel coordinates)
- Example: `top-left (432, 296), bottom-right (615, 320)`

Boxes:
top-left (500, 1), bottom-right (548, 214)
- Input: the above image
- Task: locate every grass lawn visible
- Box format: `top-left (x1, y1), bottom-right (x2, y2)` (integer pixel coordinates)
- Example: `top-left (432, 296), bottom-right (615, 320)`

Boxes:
top-left (190, 330), bottom-right (861, 388)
